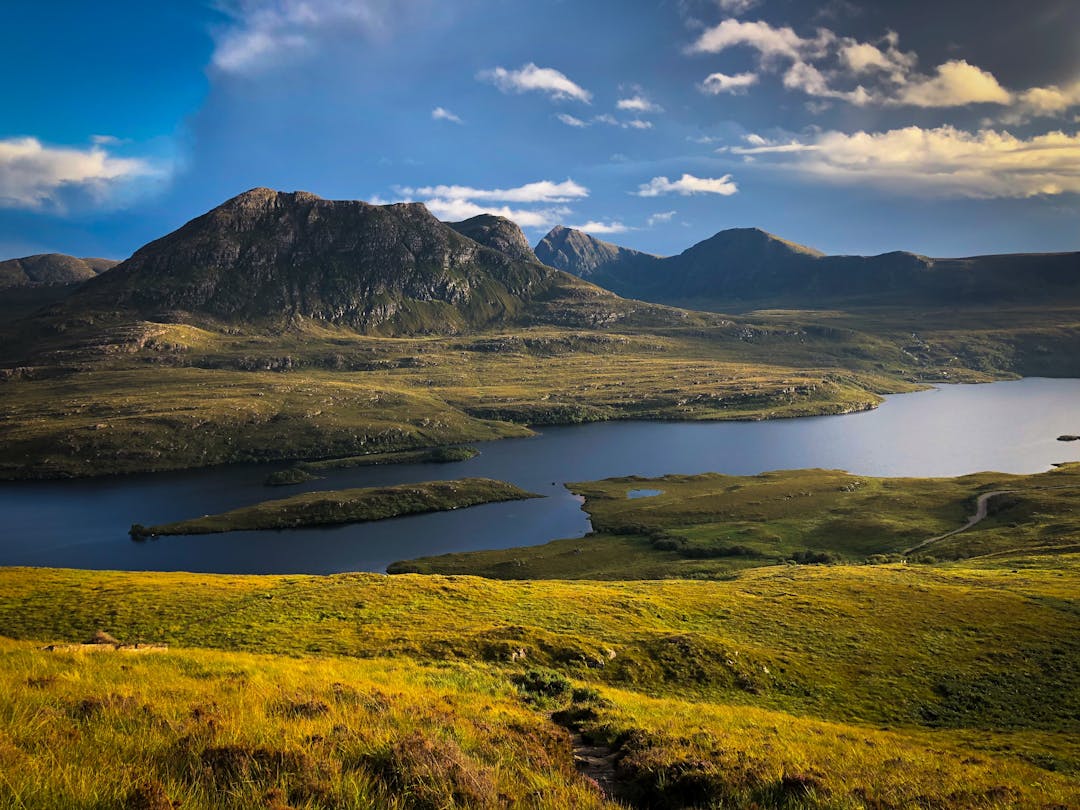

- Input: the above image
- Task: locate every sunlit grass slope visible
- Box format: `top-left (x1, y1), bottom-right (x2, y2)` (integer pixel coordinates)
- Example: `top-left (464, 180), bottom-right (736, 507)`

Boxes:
top-left (1, 558), bottom-right (1078, 807)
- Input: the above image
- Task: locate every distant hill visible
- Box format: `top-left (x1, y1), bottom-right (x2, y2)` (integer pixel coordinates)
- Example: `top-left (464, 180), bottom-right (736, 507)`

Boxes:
top-left (59, 188), bottom-right (663, 335)
top-left (535, 225), bottom-right (1080, 308)
top-left (446, 213), bottom-right (537, 264)
top-left (0, 253), bottom-right (118, 289)
top-left (535, 225), bottom-right (661, 279)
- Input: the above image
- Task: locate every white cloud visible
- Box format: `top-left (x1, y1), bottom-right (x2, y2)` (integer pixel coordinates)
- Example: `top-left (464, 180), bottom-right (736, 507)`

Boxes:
top-left (591, 114), bottom-right (654, 130)
top-left (721, 133), bottom-right (818, 154)
top-left (421, 198), bottom-right (570, 229)
top-left (396, 179), bottom-right (588, 204)
top-left (389, 178), bottom-right (589, 230)
top-left (569, 220), bottom-right (630, 234)
top-left (687, 19), bottom-right (826, 61)
top-left (477, 63), bottom-right (592, 103)
top-left (700, 71), bottom-right (759, 94)
top-left (635, 173), bottom-right (738, 197)
top-left (738, 125), bottom-right (1080, 198)
top-left (1017, 80), bottom-right (1080, 116)
top-left (783, 60), bottom-right (872, 105)
top-left (616, 95), bottom-right (663, 114)
top-left (431, 107), bottom-right (463, 124)
top-left (897, 60), bottom-right (1012, 107)
top-left (557, 113), bottom-right (589, 128)
top-left (0, 136), bottom-right (161, 210)
top-left (626, 119), bottom-right (653, 130)
top-left (647, 210), bottom-right (677, 227)
top-left (211, 0), bottom-right (397, 74)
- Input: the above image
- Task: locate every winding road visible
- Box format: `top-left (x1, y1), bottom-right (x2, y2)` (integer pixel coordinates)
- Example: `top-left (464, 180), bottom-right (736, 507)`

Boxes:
top-left (904, 485), bottom-right (1077, 555)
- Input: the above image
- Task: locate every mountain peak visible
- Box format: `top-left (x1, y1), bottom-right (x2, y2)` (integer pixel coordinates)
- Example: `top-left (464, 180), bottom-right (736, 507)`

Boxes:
top-left (534, 226), bottom-right (660, 278)
top-left (446, 214), bottom-right (537, 264)
top-left (65, 188), bottom-right (564, 333)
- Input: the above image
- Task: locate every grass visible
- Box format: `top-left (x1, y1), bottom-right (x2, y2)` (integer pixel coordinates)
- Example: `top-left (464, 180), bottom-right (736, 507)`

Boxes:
top-left (130, 478), bottom-right (537, 536)
top-left (393, 463), bottom-right (1080, 579)
top-left (0, 558), bottom-right (1078, 807)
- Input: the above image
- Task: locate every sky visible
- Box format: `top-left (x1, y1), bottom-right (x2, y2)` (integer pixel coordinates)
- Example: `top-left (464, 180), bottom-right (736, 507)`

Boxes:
top-left (2, 0), bottom-right (1079, 260)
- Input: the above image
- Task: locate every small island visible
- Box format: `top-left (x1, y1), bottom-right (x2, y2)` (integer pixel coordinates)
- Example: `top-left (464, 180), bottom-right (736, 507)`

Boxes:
top-left (264, 446), bottom-right (480, 486)
top-left (131, 478), bottom-right (536, 537)
top-left (1059, 435), bottom-right (1080, 442)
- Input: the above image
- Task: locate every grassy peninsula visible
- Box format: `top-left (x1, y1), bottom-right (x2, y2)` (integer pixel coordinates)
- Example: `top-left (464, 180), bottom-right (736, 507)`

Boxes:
top-left (130, 478), bottom-right (536, 537)
top-left (390, 463), bottom-right (1080, 579)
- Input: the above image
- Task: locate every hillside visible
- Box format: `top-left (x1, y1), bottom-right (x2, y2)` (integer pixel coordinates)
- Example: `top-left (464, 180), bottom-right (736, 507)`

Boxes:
top-left (0, 253), bottom-right (117, 289)
top-left (1, 556), bottom-right (1078, 808)
top-left (538, 225), bottom-right (1080, 309)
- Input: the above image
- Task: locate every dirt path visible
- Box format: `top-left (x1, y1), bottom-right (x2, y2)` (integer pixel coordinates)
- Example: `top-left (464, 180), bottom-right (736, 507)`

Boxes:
top-left (571, 731), bottom-right (620, 799)
top-left (905, 485), bottom-right (1077, 555)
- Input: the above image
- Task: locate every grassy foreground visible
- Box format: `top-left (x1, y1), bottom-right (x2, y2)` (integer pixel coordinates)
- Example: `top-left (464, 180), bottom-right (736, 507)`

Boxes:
top-left (131, 478), bottom-right (536, 537)
top-left (1, 557), bottom-right (1079, 807)
top-left (393, 463), bottom-right (1080, 579)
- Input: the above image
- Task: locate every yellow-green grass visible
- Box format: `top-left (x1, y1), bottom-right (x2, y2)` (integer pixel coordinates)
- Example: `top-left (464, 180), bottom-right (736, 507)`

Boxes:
top-left (0, 638), bottom-right (604, 810)
top-left (2, 561), bottom-right (1079, 738)
top-left (131, 478), bottom-right (537, 537)
top-left (391, 464), bottom-right (1080, 580)
top-left (1, 558), bottom-right (1079, 807)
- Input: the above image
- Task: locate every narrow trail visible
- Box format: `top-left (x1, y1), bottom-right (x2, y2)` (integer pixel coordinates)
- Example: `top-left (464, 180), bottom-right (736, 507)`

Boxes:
top-left (905, 485), bottom-right (1077, 555)
top-left (571, 732), bottom-right (619, 799)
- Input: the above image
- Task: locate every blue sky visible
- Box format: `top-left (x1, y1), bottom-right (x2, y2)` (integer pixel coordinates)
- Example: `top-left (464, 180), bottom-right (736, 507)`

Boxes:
top-left (2, 0), bottom-right (1079, 260)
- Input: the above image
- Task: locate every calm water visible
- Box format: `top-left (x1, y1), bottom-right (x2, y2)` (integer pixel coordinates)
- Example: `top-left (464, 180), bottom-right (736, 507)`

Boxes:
top-left (1, 378), bottom-right (1077, 574)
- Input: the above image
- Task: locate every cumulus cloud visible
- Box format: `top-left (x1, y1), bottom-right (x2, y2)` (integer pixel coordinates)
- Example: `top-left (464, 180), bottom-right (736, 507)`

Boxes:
top-left (211, 0), bottom-right (400, 74)
top-left (635, 173), bottom-right (738, 197)
top-left (569, 220), bottom-right (630, 234)
top-left (478, 63), bottom-right (592, 103)
top-left (897, 60), bottom-right (1012, 107)
top-left (431, 107), bottom-right (463, 124)
top-left (647, 210), bottom-right (677, 227)
top-left (0, 136), bottom-right (161, 210)
top-left (390, 178), bottom-right (589, 229)
top-left (685, 17), bottom-right (1075, 115)
top-left (616, 95), bottom-right (663, 113)
top-left (700, 71), bottom-right (759, 94)
top-left (735, 126), bottom-right (1080, 198)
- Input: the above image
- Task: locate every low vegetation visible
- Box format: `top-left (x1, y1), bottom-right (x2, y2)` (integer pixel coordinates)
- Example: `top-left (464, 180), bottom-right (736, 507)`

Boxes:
top-left (129, 478), bottom-right (536, 537)
top-left (393, 463), bottom-right (1080, 579)
top-left (0, 556), bottom-right (1078, 807)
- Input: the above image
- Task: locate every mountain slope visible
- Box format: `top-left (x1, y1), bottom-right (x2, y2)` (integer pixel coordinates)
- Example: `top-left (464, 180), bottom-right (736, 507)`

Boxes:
top-left (446, 213), bottom-right (537, 264)
top-left (541, 225), bottom-right (1080, 308)
top-left (535, 225), bottom-right (662, 280)
top-left (64, 188), bottom-right (593, 334)
top-left (0, 253), bottom-right (118, 289)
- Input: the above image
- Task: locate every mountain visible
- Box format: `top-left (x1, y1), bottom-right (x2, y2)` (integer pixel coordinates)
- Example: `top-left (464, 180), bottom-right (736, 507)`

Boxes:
top-left (538, 225), bottom-right (1080, 308)
top-left (63, 188), bottom-right (610, 334)
top-left (534, 225), bottom-right (661, 279)
top-left (0, 254), bottom-right (118, 289)
top-left (446, 214), bottom-right (537, 264)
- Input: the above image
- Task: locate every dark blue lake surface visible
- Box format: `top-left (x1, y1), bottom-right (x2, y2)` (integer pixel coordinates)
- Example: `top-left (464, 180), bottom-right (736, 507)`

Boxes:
top-left (1, 378), bottom-right (1077, 574)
